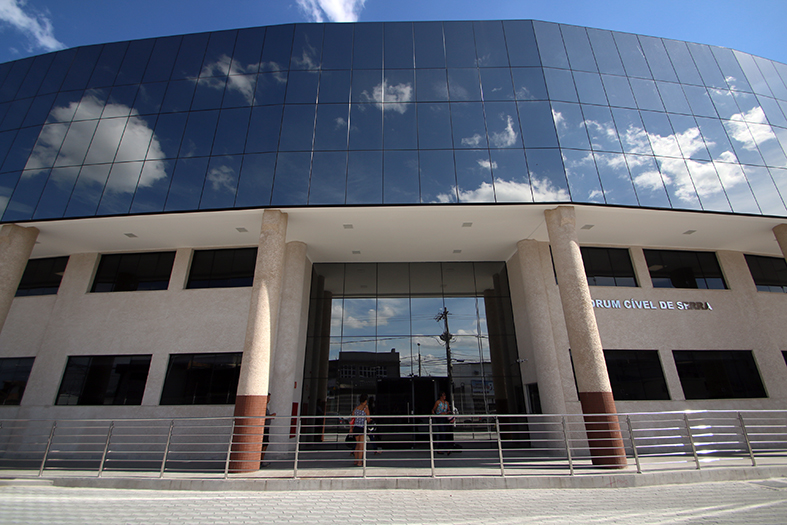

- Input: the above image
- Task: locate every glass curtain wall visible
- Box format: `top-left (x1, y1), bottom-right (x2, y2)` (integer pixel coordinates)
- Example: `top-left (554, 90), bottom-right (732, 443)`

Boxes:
top-left (300, 262), bottom-right (524, 423)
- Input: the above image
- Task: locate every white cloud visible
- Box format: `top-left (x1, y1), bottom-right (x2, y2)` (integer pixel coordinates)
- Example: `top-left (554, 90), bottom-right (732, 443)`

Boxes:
top-left (435, 176), bottom-right (569, 204)
top-left (0, 0), bottom-right (64, 53)
top-left (362, 81), bottom-right (414, 114)
top-left (296, 0), bottom-right (366, 22)
top-left (207, 165), bottom-right (237, 193)
top-left (460, 133), bottom-right (483, 147)
top-left (489, 114), bottom-right (518, 148)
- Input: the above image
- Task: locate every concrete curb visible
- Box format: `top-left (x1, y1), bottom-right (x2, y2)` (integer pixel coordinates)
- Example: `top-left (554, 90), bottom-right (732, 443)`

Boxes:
top-left (0, 465), bottom-right (780, 492)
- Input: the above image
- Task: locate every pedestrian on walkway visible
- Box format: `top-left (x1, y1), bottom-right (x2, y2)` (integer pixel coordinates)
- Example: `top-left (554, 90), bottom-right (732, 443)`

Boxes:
top-left (350, 393), bottom-right (370, 466)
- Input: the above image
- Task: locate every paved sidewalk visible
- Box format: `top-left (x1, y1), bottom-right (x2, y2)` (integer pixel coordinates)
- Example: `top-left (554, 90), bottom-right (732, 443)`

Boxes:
top-left (1, 478), bottom-right (786, 524)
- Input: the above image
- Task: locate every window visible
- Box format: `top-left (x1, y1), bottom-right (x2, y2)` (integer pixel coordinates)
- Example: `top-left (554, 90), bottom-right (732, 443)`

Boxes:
top-left (15, 256), bottom-right (68, 296)
top-left (187, 248), bottom-right (257, 289)
top-left (56, 355), bottom-right (151, 405)
top-left (604, 350), bottom-right (669, 400)
top-left (160, 353), bottom-right (242, 405)
top-left (644, 249), bottom-right (727, 289)
top-left (673, 350), bottom-right (766, 399)
top-left (91, 252), bottom-right (175, 292)
top-left (581, 247), bottom-right (637, 287)
top-left (0, 357), bottom-right (35, 405)
top-left (745, 254), bottom-right (787, 293)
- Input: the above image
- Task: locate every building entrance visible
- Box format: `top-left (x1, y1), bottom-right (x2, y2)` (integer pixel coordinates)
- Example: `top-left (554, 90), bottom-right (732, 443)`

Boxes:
top-left (299, 262), bottom-right (525, 429)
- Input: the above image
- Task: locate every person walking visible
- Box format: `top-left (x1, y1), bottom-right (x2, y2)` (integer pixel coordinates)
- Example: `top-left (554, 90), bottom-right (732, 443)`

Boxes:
top-left (350, 393), bottom-right (370, 466)
top-left (431, 391), bottom-right (452, 454)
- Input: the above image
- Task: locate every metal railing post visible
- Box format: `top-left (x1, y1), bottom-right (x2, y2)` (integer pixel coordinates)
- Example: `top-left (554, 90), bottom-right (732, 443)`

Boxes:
top-left (738, 412), bottom-right (756, 467)
top-left (626, 416), bottom-right (641, 474)
top-left (494, 416), bottom-right (505, 478)
top-left (293, 416), bottom-right (302, 479)
top-left (160, 420), bottom-right (175, 479)
top-left (97, 421), bottom-right (114, 478)
top-left (562, 416), bottom-right (573, 476)
top-left (684, 413), bottom-right (700, 469)
top-left (38, 421), bottom-right (56, 477)
top-left (428, 417), bottom-right (435, 478)
top-left (362, 421), bottom-right (367, 478)
top-left (224, 419), bottom-right (235, 479)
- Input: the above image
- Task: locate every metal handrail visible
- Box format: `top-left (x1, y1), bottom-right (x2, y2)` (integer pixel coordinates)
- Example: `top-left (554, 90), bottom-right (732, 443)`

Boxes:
top-left (0, 410), bottom-right (784, 480)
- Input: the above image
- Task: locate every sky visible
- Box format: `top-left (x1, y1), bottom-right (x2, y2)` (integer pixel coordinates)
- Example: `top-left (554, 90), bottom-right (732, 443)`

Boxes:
top-left (0, 0), bottom-right (785, 66)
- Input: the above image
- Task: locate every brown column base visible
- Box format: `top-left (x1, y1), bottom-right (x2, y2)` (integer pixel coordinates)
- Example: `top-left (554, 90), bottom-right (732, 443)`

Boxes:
top-left (578, 391), bottom-right (627, 469)
top-left (229, 395), bottom-right (268, 472)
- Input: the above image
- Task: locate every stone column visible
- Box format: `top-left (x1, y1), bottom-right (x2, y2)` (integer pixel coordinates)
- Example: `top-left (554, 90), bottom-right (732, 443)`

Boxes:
top-left (544, 206), bottom-right (626, 468)
top-left (515, 239), bottom-right (567, 415)
top-left (268, 241), bottom-right (309, 454)
top-left (0, 224), bottom-right (39, 334)
top-left (230, 210), bottom-right (288, 472)
top-left (774, 224), bottom-right (787, 261)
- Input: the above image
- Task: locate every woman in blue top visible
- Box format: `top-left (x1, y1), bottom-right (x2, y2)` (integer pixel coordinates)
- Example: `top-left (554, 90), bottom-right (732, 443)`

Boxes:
top-left (350, 393), bottom-right (370, 466)
top-left (431, 391), bottom-right (453, 454)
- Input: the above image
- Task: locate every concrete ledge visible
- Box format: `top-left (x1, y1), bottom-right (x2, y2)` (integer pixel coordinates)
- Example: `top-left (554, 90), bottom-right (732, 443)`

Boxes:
top-left (0, 465), bottom-right (779, 492)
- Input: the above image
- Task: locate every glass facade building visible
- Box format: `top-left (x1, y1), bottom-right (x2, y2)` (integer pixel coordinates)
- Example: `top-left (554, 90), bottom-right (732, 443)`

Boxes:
top-left (0, 20), bottom-right (786, 223)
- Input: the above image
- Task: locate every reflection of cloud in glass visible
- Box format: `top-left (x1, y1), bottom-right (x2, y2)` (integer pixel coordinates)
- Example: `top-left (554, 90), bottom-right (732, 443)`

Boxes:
top-left (461, 133), bottom-right (484, 147)
top-left (207, 165), bottom-right (237, 193)
top-left (489, 114), bottom-right (518, 147)
top-left (331, 300), bottom-right (406, 331)
top-left (198, 55), bottom-right (258, 105)
top-left (435, 176), bottom-right (567, 203)
top-left (727, 106), bottom-right (776, 150)
top-left (363, 81), bottom-right (413, 114)
top-left (24, 95), bottom-right (166, 191)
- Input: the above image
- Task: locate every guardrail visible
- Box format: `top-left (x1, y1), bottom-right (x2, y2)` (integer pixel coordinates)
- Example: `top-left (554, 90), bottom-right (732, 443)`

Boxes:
top-left (0, 410), bottom-right (785, 479)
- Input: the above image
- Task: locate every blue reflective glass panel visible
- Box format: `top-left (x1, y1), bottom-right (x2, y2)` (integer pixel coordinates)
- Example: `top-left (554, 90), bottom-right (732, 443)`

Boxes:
top-left (290, 25), bottom-right (322, 70)
top-left (657, 82), bottom-right (691, 114)
top-left (711, 47), bottom-right (752, 92)
top-left (518, 101), bottom-right (558, 148)
top-left (74, 89), bottom-right (108, 120)
top-left (352, 69), bottom-right (382, 103)
top-left (115, 115), bottom-right (156, 162)
top-left (3, 169), bottom-right (48, 220)
top-left (485, 101), bottom-right (522, 149)
top-left (563, 149), bottom-right (604, 203)
top-left (141, 37), bottom-right (180, 83)
top-left (164, 157), bottom-right (209, 211)
top-left (235, 153), bottom-right (275, 207)
top-left (639, 36), bottom-right (677, 82)
top-left (544, 68), bottom-right (577, 102)
top-left (448, 69), bottom-right (481, 101)
top-left (128, 160), bottom-right (173, 213)
top-left (84, 117), bottom-right (126, 164)
top-left (488, 148), bottom-right (531, 202)
top-left (452, 102), bottom-right (487, 149)
top-left (19, 53), bottom-right (55, 95)
top-left (38, 49), bottom-right (77, 95)
top-left (444, 21), bottom-right (476, 67)
top-left (656, 157), bottom-right (701, 210)
top-left (61, 47), bottom-right (101, 91)
top-left (349, 104), bottom-right (382, 150)
top-left (318, 70), bottom-right (350, 103)
top-left (581, 105), bottom-right (622, 152)
top-left (663, 40), bottom-right (703, 86)
top-left (627, 154), bottom-right (670, 207)
top-left (630, 79), bottom-right (664, 111)
top-left (245, 105), bottom-right (283, 153)
top-left (231, 27), bottom-right (265, 73)
top-left (179, 110), bottom-right (218, 157)
top-left (26, 123), bottom-right (67, 171)
top-left (687, 43), bottom-right (727, 89)
top-left (199, 155), bottom-right (241, 209)
top-left (455, 149), bottom-right (494, 202)
top-left (1, 127), bottom-right (40, 173)
top-left (687, 160), bottom-right (731, 212)
top-left (502, 21), bottom-right (540, 67)
top-left (54, 120), bottom-right (99, 167)
top-left (533, 21), bottom-right (568, 69)
top-left (102, 85), bottom-right (138, 117)
top-left (474, 21), bottom-right (508, 67)
top-left (148, 112), bottom-right (187, 159)
top-left (640, 111), bottom-right (679, 158)
top-left (743, 165), bottom-right (787, 215)
top-left (419, 149), bottom-right (456, 203)
top-left (480, 68), bottom-right (514, 101)
top-left (416, 69), bottom-right (448, 101)
top-left (552, 102), bottom-right (590, 150)
top-left (594, 151), bottom-right (637, 205)
top-left (383, 103), bottom-right (416, 149)
top-left (346, 150), bottom-right (382, 204)
top-left (96, 161), bottom-right (144, 215)
top-left (222, 75), bottom-right (256, 108)
top-left (385, 22), bottom-right (414, 69)
top-left (722, 119), bottom-right (765, 165)
top-left (0, 98), bottom-right (33, 130)
top-left (1, 58), bottom-right (33, 101)
top-left (64, 164), bottom-right (111, 217)
top-left (0, 171), bottom-right (20, 216)
top-left (285, 71), bottom-right (319, 103)
top-left (714, 161), bottom-right (760, 213)
top-left (417, 103), bottom-right (452, 149)
top-left (171, 33), bottom-right (209, 80)
top-left (261, 25), bottom-right (294, 71)
top-left (668, 114), bottom-right (710, 161)
top-left (353, 23), bottom-right (383, 69)
top-left (733, 51), bottom-right (771, 96)
top-left (414, 22), bottom-right (445, 68)
top-left (383, 150), bottom-right (418, 203)
top-left (611, 107), bottom-right (651, 154)
top-left (754, 57), bottom-right (787, 101)
top-left (309, 151), bottom-right (347, 204)
top-left (191, 77), bottom-right (226, 110)
top-left (683, 85), bottom-right (718, 118)
top-left (709, 88), bottom-right (739, 119)
top-left (212, 108), bottom-right (250, 155)
top-left (587, 29), bottom-right (625, 75)
top-left (601, 74), bottom-right (636, 109)
top-left (695, 116), bottom-right (737, 163)
top-left (271, 151), bottom-right (310, 205)
top-left (525, 148), bottom-right (570, 201)
top-left (161, 80), bottom-right (196, 113)
top-left (115, 40), bottom-right (155, 86)
top-left (511, 68), bottom-right (548, 100)
top-left (32, 166), bottom-right (80, 219)
top-left (322, 25), bottom-right (353, 69)
top-left (254, 71), bottom-right (288, 105)
top-left (561, 25), bottom-right (596, 72)
top-left (314, 104), bottom-right (349, 150)
top-left (278, 104), bottom-right (315, 151)
top-left (573, 71), bottom-right (607, 105)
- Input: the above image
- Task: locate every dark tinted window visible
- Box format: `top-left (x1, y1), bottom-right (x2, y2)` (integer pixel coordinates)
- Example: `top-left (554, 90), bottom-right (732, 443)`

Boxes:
top-left (91, 251), bottom-right (175, 292)
top-left (56, 355), bottom-right (151, 405)
top-left (0, 357), bottom-right (35, 405)
top-left (187, 247), bottom-right (257, 288)
top-left (160, 352), bottom-right (242, 405)
top-left (745, 254), bottom-right (787, 293)
top-left (581, 247), bottom-right (637, 287)
top-left (604, 350), bottom-right (669, 400)
top-left (644, 249), bottom-right (727, 289)
top-left (15, 256), bottom-right (69, 296)
top-left (673, 350), bottom-right (766, 399)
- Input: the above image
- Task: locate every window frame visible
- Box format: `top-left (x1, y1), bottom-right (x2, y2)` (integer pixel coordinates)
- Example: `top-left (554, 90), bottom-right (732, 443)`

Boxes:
top-left (644, 249), bottom-right (727, 289)
top-left (159, 352), bottom-right (242, 405)
top-left (55, 354), bottom-right (152, 406)
top-left (91, 251), bottom-right (176, 293)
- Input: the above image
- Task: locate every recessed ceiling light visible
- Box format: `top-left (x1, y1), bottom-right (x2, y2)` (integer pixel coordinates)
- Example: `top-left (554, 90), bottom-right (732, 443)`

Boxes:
top-left (236, 227), bottom-right (248, 233)
top-left (343, 224), bottom-right (354, 229)
top-left (683, 230), bottom-right (696, 235)
top-left (453, 249), bottom-right (462, 254)
top-left (124, 233), bottom-right (138, 238)
top-left (462, 222), bottom-right (473, 228)
top-left (352, 250), bottom-right (361, 254)
top-left (581, 224), bottom-right (594, 230)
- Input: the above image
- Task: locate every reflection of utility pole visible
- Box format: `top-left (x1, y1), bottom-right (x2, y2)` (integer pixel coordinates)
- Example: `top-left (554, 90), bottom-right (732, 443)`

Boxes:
top-left (435, 307), bottom-right (455, 410)
top-left (417, 343), bottom-right (422, 376)
top-left (409, 344), bottom-right (413, 376)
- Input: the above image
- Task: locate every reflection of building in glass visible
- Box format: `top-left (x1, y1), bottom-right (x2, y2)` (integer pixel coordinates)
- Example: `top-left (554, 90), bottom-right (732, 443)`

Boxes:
top-left (1, 21), bottom-right (786, 452)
